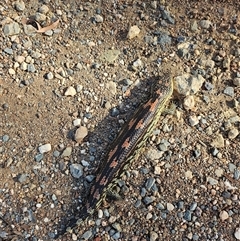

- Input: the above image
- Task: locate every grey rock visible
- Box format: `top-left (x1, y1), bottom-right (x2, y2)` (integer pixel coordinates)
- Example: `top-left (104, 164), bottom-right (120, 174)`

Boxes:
top-left (4, 48), bottom-right (13, 55)
top-left (2, 135), bottom-right (10, 142)
top-left (199, 20), bottom-right (212, 29)
top-left (145, 177), bottom-right (155, 190)
top-left (3, 22), bottom-right (20, 35)
top-left (17, 173), bottom-right (28, 183)
top-left (184, 210), bottom-right (192, 221)
top-left (70, 164), bottom-right (83, 178)
top-left (35, 153), bottom-right (43, 162)
top-left (81, 230), bottom-right (93, 239)
top-left (223, 86), bottom-right (234, 97)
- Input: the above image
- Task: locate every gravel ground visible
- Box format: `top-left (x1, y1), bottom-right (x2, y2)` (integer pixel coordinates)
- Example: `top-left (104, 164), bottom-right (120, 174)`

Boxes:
top-left (0, 0), bottom-right (240, 241)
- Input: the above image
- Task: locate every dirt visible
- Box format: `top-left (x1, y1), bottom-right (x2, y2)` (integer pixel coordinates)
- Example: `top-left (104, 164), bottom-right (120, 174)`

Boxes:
top-left (0, 0), bottom-right (240, 241)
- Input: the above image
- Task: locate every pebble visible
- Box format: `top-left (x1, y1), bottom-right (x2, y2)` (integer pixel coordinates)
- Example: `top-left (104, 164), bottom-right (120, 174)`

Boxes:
top-left (4, 48), bottom-right (13, 55)
top-left (81, 230), bottom-right (92, 240)
top-left (174, 74), bottom-right (205, 95)
top-left (39, 5), bottom-right (49, 14)
top-left (45, 72), bottom-right (54, 80)
top-left (14, 0), bottom-right (25, 11)
top-left (53, 150), bottom-right (60, 157)
top-left (145, 147), bottom-right (163, 160)
top-left (235, 227), bottom-right (240, 240)
top-left (233, 77), bottom-right (240, 86)
top-left (207, 176), bottom-right (218, 185)
top-left (149, 231), bottom-right (158, 241)
top-left (234, 169), bottom-right (240, 180)
top-left (199, 19), bottom-right (212, 29)
top-left (219, 210), bottom-right (229, 221)
top-left (39, 143), bottom-right (51, 153)
top-left (190, 202), bottom-right (197, 211)
top-left (211, 133), bottom-right (225, 148)
top-left (75, 126), bottom-right (88, 143)
top-left (27, 64), bottom-right (36, 72)
top-left (61, 147), bottom-right (72, 157)
top-left (73, 118), bottom-right (81, 127)
top-left (143, 196), bottom-right (155, 205)
top-left (161, 9), bottom-right (175, 24)
top-left (95, 14), bottom-right (104, 23)
top-left (189, 115), bottom-right (199, 126)
top-left (127, 25), bottom-right (140, 39)
top-left (64, 86), bottom-right (77, 96)
top-left (167, 203), bottom-right (175, 211)
top-left (184, 210), bottom-right (192, 221)
top-left (70, 163), bottom-right (83, 178)
top-left (35, 12), bottom-right (47, 22)
top-left (223, 87), bottom-right (234, 97)
top-left (145, 177), bottom-right (155, 190)
top-left (106, 81), bottom-right (117, 95)
top-left (2, 134), bottom-right (10, 142)
top-left (17, 173), bottom-right (28, 183)
top-left (112, 232), bottom-right (121, 240)
top-left (228, 128), bottom-right (239, 139)
top-left (3, 22), bottom-right (20, 35)
top-left (183, 95), bottom-right (195, 110)
top-left (215, 168), bottom-right (223, 177)
top-left (35, 153), bottom-right (43, 162)
top-left (100, 49), bottom-right (120, 63)
top-left (132, 58), bottom-right (143, 71)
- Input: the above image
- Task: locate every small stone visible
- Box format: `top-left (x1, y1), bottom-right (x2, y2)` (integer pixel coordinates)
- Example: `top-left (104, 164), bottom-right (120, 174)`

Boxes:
top-left (184, 210), bottom-right (192, 221)
top-left (223, 86), bottom-right (234, 97)
top-left (81, 230), bottom-right (93, 240)
top-left (106, 81), bottom-right (117, 95)
top-left (95, 14), bottom-right (103, 23)
top-left (3, 22), bottom-right (20, 35)
top-left (228, 128), bottom-right (239, 139)
top-left (211, 133), bottom-right (225, 148)
top-left (15, 55), bottom-right (25, 63)
top-left (219, 210), bottom-right (229, 221)
top-left (70, 163), bottom-right (83, 178)
top-left (39, 5), bottom-right (49, 14)
top-left (127, 25), bottom-right (141, 39)
top-left (46, 72), bottom-right (54, 80)
top-left (234, 227), bottom-right (240, 240)
top-left (61, 147), bottom-right (72, 157)
top-left (35, 12), bottom-right (47, 22)
top-left (183, 95), bottom-right (195, 110)
top-left (8, 68), bottom-right (15, 75)
top-left (215, 168), bottom-right (223, 177)
top-left (2, 135), bottom-right (10, 142)
top-left (154, 166), bottom-right (161, 175)
top-left (64, 86), bottom-right (76, 96)
top-left (207, 176), bottom-right (218, 185)
top-left (166, 203), bottom-right (174, 211)
top-left (145, 177), bottom-right (155, 190)
top-left (149, 231), bottom-right (158, 241)
top-left (14, 0), bottom-right (25, 11)
top-left (234, 169), bottom-right (240, 180)
top-left (185, 170), bottom-right (193, 179)
top-left (189, 115), bottom-right (199, 126)
top-left (35, 153), bottom-right (43, 162)
top-left (17, 173), bottom-right (28, 183)
top-left (132, 58), bottom-right (143, 71)
top-left (104, 101), bottom-right (111, 109)
top-left (75, 126), bottom-right (88, 143)
top-left (73, 118), bottom-right (81, 127)
top-left (146, 147), bottom-right (163, 160)
top-left (233, 77), bottom-right (240, 86)
top-left (191, 20), bottom-right (198, 31)
top-left (39, 143), bottom-right (51, 153)
top-left (98, 209), bottom-right (103, 218)
top-left (199, 19), bottom-right (212, 29)
top-left (4, 48), bottom-right (13, 55)
top-left (27, 64), bottom-right (36, 72)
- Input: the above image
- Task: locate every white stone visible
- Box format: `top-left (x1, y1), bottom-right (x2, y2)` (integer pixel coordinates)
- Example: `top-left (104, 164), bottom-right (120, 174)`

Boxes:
top-left (166, 203), bottom-right (174, 211)
top-left (64, 86), bottom-right (76, 96)
top-left (39, 143), bottom-right (51, 153)
top-left (234, 227), bottom-right (240, 240)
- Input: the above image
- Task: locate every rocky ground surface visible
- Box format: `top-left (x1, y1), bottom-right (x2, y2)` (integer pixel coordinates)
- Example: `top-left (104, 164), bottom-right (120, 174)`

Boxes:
top-left (0, 0), bottom-right (240, 240)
